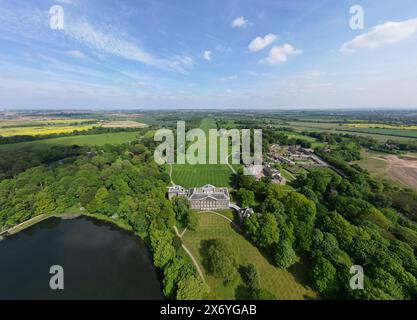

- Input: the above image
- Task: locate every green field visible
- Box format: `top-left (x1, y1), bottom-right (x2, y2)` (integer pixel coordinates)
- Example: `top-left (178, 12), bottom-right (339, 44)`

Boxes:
top-left (353, 150), bottom-right (389, 176)
top-left (182, 212), bottom-right (317, 300)
top-left (170, 117), bottom-right (237, 188)
top-left (287, 121), bottom-right (417, 142)
top-left (346, 127), bottom-right (417, 138)
top-left (0, 131), bottom-right (140, 151)
top-left (171, 164), bottom-right (234, 188)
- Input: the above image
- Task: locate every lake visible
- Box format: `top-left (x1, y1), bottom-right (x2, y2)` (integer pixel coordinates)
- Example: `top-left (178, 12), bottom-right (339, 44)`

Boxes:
top-left (0, 216), bottom-right (164, 300)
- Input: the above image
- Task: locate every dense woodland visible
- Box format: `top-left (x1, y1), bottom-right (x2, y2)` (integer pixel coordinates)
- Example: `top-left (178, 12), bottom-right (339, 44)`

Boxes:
top-left (234, 137), bottom-right (417, 299)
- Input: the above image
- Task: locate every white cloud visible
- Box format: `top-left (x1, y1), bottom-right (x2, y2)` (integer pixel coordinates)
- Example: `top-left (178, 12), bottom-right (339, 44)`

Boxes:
top-left (65, 21), bottom-right (192, 73)
top-left (260, 44), bottom-right (302, 64)
top-left (341, 18), bottom-right (417, 53)
top-left (232, 16), bottom-right (249, 28)
top-left (249, 33), bottom-right (278, 52)
top-left (173, 55), bottom-right (194, 67)
top-left (203, 50), bottom-right (212, 61)
top-left (66, 50), bottom-right (86, 59)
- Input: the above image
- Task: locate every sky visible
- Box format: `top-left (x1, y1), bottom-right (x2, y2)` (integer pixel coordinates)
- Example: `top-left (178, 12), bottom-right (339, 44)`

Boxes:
top-left (1, 0), bottom-right (417, 110)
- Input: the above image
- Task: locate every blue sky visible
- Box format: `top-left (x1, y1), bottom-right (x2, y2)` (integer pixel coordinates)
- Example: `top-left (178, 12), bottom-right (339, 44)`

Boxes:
top-left (1, 0), bottom-right (417, 109)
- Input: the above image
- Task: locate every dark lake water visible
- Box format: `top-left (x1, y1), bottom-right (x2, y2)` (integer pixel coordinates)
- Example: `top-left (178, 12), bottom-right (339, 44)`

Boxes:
top-left (0, 216), bottom-right (164, 300)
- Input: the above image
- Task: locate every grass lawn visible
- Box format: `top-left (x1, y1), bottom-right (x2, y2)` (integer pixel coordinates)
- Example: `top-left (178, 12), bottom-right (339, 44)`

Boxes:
top-left (170, 117), bottom-right (239, 188)
top-left (172, 164), bottom-right (234, 188)
top-left (0, 131), bottom-right (140, 151)
top-left (182, 212), bottom-right (317, 300)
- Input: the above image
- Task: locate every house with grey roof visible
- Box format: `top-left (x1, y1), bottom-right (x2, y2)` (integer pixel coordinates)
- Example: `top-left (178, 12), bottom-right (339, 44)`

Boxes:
top-left (168, 184), bottom-right (230, 210)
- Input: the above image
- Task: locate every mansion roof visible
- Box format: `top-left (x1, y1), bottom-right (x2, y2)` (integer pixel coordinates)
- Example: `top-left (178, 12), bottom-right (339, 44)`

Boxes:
top-left (168, 184), bottom-right (229, 201)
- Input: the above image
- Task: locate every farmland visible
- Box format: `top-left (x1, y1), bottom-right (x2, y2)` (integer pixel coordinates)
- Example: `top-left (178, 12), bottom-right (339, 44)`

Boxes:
top-left (348, 123), bottom-right (417, 130)
top-left (354, 150), bottom-right (417, 189)
top-left (102, 120), bottom-right (147, 128)
top-left (286, 121), bottom-right (417, 141)
top-left (182, 211), bottom-right (317, 300)
top-left (0, 131), bottom-right (140, 151)
top-left (0, 124), bottom-right (96, 137)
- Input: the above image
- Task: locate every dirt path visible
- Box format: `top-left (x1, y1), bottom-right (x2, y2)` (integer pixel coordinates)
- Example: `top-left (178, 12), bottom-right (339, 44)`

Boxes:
top-left (172, 209), bottom-right (242, 284)
top-left (226, 153), bottom-right (237, 174)
top-left (173, 225), bottom-right (206, 283)
top-left (168, 163), bottom-right (175, 186)
top-left (373, 154), bottom-right (417, 188)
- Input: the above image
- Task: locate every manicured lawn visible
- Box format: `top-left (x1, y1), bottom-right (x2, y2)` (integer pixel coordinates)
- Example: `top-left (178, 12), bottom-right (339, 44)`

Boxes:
top-left (170, 117), bottom-right (238, 188)
top-left (172, 164), bottom-right (234, 188)
top-left (0, 131), bottom-right (141, 151)
top-left (182, 212), bottom-right (317, 300)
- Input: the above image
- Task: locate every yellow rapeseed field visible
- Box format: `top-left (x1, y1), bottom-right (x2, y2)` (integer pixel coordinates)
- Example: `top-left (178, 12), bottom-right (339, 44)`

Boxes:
top-left (0, 125), bottom-right (95, 137)
top-left (348, 123), bottom-right (417, 130)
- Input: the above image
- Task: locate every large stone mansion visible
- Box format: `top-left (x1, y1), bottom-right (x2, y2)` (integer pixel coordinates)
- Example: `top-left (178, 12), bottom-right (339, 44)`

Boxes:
top-left (168, 184), bottom-right (230, 211)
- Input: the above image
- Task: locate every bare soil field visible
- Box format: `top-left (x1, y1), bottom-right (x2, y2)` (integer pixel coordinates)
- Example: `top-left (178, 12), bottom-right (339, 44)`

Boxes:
top-left (373, 154), bottom-right (417, 189)
top-left (102, 120), bottom-right (147, 128)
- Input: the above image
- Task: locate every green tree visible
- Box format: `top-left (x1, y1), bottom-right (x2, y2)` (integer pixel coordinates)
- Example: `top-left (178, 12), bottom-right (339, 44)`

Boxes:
top-left (274, 238), bottom-right (298, 269)
top-left (176, 276), bottom-right (209, 300)
top-left (244, 214), bottom-right (261, 244)
top-left (172, 196), bottom-right (191, 226)
top-left (261, 196), bottom-right (285, 217)
top-left (187, 210), bottom-right (199, 231)
top-left (257, 213), bottom-right (280, 248)
top-left (163, 256), bottom-right (196, 298)
top-left (284, 192), bottom-right (317, 252)
top-left (87, 187), bottom-right (110, 215)
top-left (118, 195), bottom-right (138, 219)
top-left (311, 254), bottom-right (337, 293)
top-left (149, 228), bottom-right (176, 269)
top-left (34, 189), bottom-right (56, 215)
top-left (237, 188), bottom-right (255, 208)
top-left (206, 239), bottom-right (238, 283)
top-left (241, 264), bottom-right (260, 289)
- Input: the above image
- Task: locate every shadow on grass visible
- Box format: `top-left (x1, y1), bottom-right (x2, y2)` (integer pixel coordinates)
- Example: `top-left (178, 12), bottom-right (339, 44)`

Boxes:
top-left (235, 284), bottom-right (252, 300)
top-left (239, 238), bottom-right (316, 297)
top-left (288, 255), bottom-right (317, 299)
top-left (199, 239), bottom-right (217, 272)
